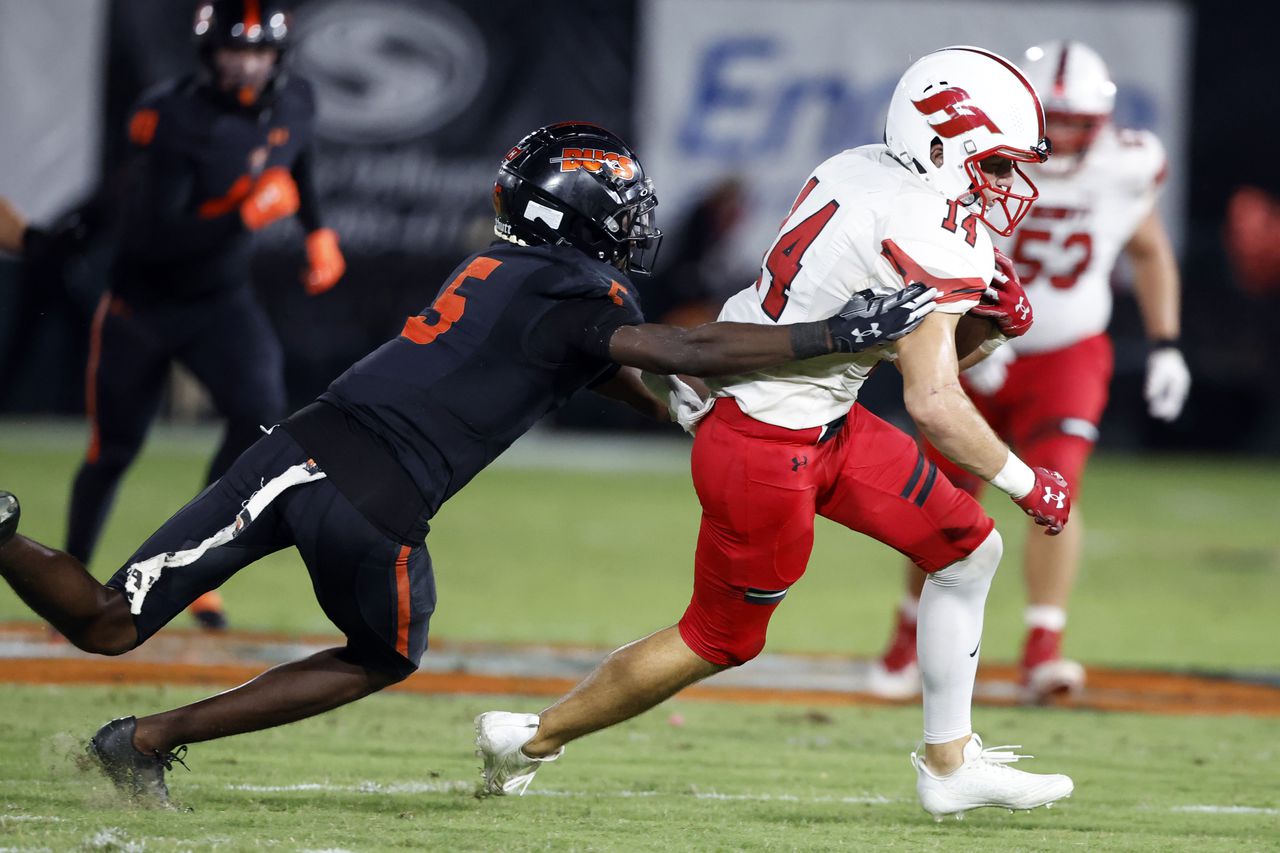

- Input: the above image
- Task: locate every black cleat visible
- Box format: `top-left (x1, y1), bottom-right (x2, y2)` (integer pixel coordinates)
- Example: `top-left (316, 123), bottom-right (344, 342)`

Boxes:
top-left (192, 608), bottom-right (229, 631)
top-left (87, 716), bottom-right (189, 806)
top-left (0, 491), bottom-right (18, 547)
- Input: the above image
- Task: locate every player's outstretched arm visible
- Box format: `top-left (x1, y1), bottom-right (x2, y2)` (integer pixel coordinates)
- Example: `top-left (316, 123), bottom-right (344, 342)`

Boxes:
top-left (1126, 208), bottom-right (1189, 421)
top-left (897, 312), bottom-right (1070, 534)
top-left (608, 284), bottom-right (936, 377)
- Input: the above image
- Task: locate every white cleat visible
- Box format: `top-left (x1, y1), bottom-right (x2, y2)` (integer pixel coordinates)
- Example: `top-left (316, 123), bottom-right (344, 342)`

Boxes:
top-left (911, 733), bottom-right (1073, 819)
top-left (1024, 658), bottom-right (1086, 704)
top-left (865, 660), bottom-right (921, 700)
top-left (474, 711), bottom-right (561, 797)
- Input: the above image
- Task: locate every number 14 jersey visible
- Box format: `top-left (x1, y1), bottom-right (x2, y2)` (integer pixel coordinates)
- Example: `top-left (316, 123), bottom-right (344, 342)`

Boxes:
top-left (710, 144), bottom-right (995, 430)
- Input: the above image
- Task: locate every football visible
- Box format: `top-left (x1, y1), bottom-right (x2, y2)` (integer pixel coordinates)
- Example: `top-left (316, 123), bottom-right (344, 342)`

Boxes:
top-left (955, 312), bottom-right (998, 360)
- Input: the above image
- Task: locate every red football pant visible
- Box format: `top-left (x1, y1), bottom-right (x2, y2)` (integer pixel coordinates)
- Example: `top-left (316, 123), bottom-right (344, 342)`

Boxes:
top-left (679, 399), bottom-right (994, 666)
top-left (926, 332), bottom-right (1114, 497)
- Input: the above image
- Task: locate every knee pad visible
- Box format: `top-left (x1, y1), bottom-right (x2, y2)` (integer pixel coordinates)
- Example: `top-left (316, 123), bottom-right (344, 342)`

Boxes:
top-left (927, 528), bottom-right (1002, 590)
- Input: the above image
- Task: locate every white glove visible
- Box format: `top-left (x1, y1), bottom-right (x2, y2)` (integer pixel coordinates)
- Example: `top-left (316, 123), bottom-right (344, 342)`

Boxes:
top-left (962, 339), bottom-right (1016, 396)
top-left (1145, 346), bottom-right (1191, 421)
top-left (640, 372), bottom-right (714, 435)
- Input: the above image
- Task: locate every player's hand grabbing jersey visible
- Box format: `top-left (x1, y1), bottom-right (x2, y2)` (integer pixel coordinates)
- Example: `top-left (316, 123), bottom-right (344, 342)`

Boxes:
top-left (997, 125), bottom-right (1166, 355)
top-left (711, 145), bottom-right (995, 429)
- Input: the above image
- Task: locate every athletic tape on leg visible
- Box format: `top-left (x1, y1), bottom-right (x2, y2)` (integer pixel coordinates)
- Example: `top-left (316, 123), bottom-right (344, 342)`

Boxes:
top-left (124, 459), bottom-right (326, 615)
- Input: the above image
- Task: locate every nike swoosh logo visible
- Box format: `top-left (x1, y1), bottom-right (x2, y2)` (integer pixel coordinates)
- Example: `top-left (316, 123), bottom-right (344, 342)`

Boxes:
top-left (969, 642), bottom-right (981, 658)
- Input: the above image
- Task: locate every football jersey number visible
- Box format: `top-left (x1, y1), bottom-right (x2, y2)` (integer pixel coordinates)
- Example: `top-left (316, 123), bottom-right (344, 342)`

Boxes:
top-left (401, 256), bottom-right (502, 344)
top-left (1010, 229), bottom-right (1093, 289)
top-left (760, 195), bottom-right (840, 321)
top-left (940, 199), bottom-right (979, 247)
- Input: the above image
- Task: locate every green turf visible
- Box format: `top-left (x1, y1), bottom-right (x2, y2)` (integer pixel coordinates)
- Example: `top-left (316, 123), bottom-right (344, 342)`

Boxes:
top-left (0, 685), bottom-right (1275, 852)
top-left (1, 421), bottom-right (1277, 671)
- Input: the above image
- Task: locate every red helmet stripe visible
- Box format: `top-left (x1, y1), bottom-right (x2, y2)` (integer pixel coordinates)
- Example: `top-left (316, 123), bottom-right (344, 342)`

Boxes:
top-left (948, 46), bottom-right (1046, 139)
top-left (1053, 41), bottom-right (1071, 97)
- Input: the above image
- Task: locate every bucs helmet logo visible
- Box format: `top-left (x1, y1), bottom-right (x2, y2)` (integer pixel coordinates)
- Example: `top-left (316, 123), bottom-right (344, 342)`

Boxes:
top-left (911, 87), bottom-right (1002, 139)
top-left (552, 148), bottom-right (637, 181)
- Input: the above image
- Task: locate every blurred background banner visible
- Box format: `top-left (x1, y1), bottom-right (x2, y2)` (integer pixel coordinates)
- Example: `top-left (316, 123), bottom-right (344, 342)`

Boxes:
top-left (0, 2), bottom-right (108, 222)
top-left (638, 0), bottom-right (1192, 272)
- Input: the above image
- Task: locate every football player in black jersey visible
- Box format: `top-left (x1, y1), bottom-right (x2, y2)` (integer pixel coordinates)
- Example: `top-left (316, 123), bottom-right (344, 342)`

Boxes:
top-left (0, 0), bottom-right (344, 630)
top-left (0, 122), bottom-right (934, 805)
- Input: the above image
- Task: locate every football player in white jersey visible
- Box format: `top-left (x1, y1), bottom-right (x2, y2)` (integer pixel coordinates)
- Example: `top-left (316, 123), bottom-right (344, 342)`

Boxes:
top-left (477, 47), bottom-right (1076, 819)
top-left (870, 41), bottom-right (1190, 705)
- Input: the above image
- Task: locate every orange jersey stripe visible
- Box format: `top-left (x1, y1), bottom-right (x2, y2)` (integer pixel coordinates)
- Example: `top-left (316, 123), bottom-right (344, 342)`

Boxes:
top-left (84, 293), bottom-right (110, 464)
top-left (394, 545), bottom-right (412, 658)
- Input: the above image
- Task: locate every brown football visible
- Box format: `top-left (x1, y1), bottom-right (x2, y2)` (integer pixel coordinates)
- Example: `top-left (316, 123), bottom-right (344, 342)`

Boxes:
top-left (955, 312), bottom-right (997, 360)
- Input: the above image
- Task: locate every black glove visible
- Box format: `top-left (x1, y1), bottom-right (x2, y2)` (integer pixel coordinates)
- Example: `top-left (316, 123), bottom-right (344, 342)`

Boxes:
top-left (827, 283), bottom-right (938, 353)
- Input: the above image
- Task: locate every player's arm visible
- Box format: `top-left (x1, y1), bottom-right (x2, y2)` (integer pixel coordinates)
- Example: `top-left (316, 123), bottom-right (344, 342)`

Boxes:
top-left (897, 312), bottom-right (1070, 534)
top-left (608, 284), bottom-right (937, 377)
top-left (1125, 207), bottom-right (1189, 421)
top-left (0, 196), bottom-right (28, 255)
top-left (591, 366), bottom-right (669, 421)
top-left (291, 147), bottom-right (345, 295)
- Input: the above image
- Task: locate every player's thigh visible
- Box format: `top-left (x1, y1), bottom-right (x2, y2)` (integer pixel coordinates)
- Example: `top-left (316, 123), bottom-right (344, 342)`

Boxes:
top-left (91, 299), bottom-right (171, 449)
top-left (681, 407), bottom-right (819, 665)
top-left (103, 429), bottom-right (302, 644)
top-left (180, 290), bottom-right (286, 422)
top-left (816, 406), bottom-right (993, 573)
top-left (285, 483), bottom-right (434, 678)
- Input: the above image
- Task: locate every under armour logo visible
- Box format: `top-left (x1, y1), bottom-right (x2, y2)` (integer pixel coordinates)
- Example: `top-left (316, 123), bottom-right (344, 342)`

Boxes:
top-left (1015, 297), bottom-right (1030, 320)
top-left (1042, 487), bottom-right (1066, 509)
top-left (791, 455), bottom-right (809, 472)
top-left (849, 323), bottom-right (881, 343)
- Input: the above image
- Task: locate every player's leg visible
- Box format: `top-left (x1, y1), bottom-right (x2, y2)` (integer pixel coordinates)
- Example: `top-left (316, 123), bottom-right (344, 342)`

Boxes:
top-left (176, 289), bottom-right (287, 629)
top-left (816, 405), bottom-right (1070, 816)
top-left (482, 400), bottom-right (821, 794)
top-left (129, 478), bottom-right (427, 755)
top-left (870, 393), bottom-right (1002, 698)
top-left (182, 289), bottom-right (287, 485)
top-left (1004, 334), bottom-right (1112, 699)
top-left (869, 441), bottom-right (986, 698)
top-left (66, 294), bottom-right (170, 564)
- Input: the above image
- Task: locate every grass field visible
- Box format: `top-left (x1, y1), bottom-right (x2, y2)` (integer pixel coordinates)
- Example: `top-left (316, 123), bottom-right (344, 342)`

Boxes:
top-left (0, 686), bottom-right (1276, 852)
top-left (1, 421), bottom-right (1278, 850)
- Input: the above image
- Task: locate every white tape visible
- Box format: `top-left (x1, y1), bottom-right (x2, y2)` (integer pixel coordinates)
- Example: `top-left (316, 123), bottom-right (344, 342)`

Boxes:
top-left (124, 460), bottom-right (327, 615)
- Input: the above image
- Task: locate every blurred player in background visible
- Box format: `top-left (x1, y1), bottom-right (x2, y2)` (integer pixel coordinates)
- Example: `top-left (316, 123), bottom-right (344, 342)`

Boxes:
top-left (0, 122), bottom-right (932, 806)
top-left (869, 41), bottom-right (1189, 703)
top-left (0, 0), bottom-right (345, 630)
top-left (479, 47), bottom-right (1077, 821)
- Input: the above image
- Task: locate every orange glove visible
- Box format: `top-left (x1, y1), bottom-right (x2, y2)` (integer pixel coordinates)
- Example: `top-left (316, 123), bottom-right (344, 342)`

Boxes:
top-left (304, 228), bottom-right (345, 295)
top-left (240, 167), bottom-right (299, 231)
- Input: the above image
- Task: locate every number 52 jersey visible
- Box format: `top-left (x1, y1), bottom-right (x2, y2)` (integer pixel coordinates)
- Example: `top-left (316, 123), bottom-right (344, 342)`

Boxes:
top-left (997, 125), bottom-right (1167, 355)
top-left (710, 144), bottom-right (996, 430)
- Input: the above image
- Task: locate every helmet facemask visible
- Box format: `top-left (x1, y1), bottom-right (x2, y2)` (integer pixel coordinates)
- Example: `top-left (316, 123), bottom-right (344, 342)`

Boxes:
top-left (961, 142), bottom-right (1050, 236)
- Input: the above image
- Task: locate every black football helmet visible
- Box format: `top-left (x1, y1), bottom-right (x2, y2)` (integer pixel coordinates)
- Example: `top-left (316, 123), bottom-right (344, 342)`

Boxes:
top-left (193, 0), bottom-right (290, 105)
top-left (493, 123), bottom-right (662, 274)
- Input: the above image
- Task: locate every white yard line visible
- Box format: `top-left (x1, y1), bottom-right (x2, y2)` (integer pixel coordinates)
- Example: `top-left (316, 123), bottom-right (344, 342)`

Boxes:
top-left (1170, 805), bottom-right (1279, 816)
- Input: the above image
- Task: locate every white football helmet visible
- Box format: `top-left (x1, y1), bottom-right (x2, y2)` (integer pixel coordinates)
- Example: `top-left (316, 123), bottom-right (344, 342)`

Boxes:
top-left (885, 46), bottom-right (1050, 236)
top-left (1021, 41), bottom-right (1116, 165)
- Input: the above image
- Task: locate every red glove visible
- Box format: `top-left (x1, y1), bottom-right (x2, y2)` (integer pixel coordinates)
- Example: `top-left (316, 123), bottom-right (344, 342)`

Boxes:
top-left (970, 248), bottom-right (1033, 338)
top-left (303, 228), bottom-right (345, 295)
top-left (240, 167), bottom-right (300, 231)
top-left (1013, 467), bottom-right (1072, 535)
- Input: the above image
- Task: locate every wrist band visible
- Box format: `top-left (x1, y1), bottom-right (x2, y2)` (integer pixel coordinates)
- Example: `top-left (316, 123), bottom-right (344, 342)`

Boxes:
top-left (1149, 338), bottom-right (1180, 350)
top-left (791, 322), bottom-right (831, 359)
top-left (990, 450), bottom-right (1035, 500)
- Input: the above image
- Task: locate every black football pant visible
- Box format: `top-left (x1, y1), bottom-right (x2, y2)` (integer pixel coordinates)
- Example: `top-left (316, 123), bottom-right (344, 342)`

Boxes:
top-left (66, 286), bottom-right (285, 565)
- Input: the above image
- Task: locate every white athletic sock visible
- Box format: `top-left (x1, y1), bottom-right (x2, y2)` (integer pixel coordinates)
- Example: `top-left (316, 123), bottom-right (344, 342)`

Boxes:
top-left (918, 529), bottom-right (1002, 744)
top-left (1024, 604), bottom-right (1067, 632)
